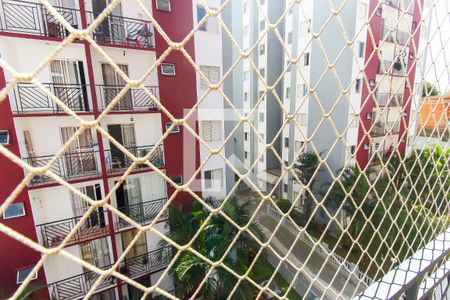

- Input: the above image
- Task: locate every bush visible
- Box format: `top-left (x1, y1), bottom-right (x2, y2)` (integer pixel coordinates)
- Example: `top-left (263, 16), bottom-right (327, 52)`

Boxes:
top-left (276, 199), bottom-right (292, 213)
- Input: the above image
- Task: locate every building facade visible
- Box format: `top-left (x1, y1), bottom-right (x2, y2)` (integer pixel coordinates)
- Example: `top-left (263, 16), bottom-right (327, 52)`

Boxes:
top-left (0, 0), bottom-right (203, 299)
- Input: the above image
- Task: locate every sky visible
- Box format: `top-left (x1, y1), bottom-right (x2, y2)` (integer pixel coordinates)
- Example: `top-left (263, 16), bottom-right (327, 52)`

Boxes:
top-left (424, 0), bottom-right (450, 93)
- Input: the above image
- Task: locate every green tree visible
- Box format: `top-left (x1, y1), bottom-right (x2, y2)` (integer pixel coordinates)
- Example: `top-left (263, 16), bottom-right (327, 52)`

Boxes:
top-left (158, 196), bottom-right (265, 300)
top-left (422, 81), bottom-right (439, 97)
top-left (293, 151), bottom-right (322, 219)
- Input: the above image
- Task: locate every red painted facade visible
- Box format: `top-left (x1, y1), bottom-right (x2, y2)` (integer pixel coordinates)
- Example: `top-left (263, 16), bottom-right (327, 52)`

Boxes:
top-left (0, 0), bottom-right (200, 298)
top-left (357, 0), bottom-right (424, 168)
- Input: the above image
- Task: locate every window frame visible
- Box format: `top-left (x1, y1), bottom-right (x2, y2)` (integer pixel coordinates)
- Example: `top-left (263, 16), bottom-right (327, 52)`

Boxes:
top-left (0, 130), bottom-right (11, 145)
top-left (16, 267), bottom-right (37, 284)
top-left (161, 63), bottom-right (176, 76)
top-left (355, 78), bottom-right (361, 93)
top-left (156, 0), bottom-right (171, 12)
top-left (165, 122), bottom-right (181, 133)
top-left (3, 202), bottom-right (25, 219)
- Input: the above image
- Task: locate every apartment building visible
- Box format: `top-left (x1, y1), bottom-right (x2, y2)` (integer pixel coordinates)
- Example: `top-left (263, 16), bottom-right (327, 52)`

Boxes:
top-left (193, 0), bottom-right (227, 200)
top-left (0, 0), bottom-right (201, 299)
top-left (221, 0), bottom-right (427, 203)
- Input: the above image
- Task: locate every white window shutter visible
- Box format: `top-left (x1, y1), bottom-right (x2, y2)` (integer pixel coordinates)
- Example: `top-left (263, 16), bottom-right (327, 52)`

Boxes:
top-left (202, 121), bottom-right (212, 142)
top-left (211, 121), bottom-right (222, 141)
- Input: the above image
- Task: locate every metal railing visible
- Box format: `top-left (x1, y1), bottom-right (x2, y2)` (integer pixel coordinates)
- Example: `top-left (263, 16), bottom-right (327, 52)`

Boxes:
top-left (378, 60), bottom-right (406, 76)
top-left (0, 0), bottom-right (79, 37)
top-left (104, 144), bottom-right (164, 174)
top-left (370, 121), bottom-right (401, 136)
top-left (374, 92), bottom-right (403, 107)
top-left (36, 210), bottom-right (109, 248)
top-left (12, 82), bottom-right (91, 114)
top-left (86, 12), bottom-right (154, 49)
top-left (114, 197), bottom-right (168, 230)
top-left (24, 150), bottom-right (101, 186)
top-left (381, 24), bottom-right (410, 46)
top-left (97, 85), bottom-right (159, 112)
top-left (48, 247), bottom-right (170, 300)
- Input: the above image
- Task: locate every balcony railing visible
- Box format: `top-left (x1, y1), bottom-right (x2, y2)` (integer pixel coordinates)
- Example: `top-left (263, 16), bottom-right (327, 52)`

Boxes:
top-left (381, 24), bottom-right (410, 46)
top-left (0, 0), bottom-right (79, 38)
top-left (374, 93), bottom-right (403, 107)
top-left (119, 247), bottom-right (170, 279)
top-left (97, 85), bottom-right (159, 112)
top-left (378, 60), bottom-right (406, 76)
top-left (36, 210), bottom-right (109, 247)
top-left (24, 150), bottom-right (101, 186)
top-left (86, 12), bottom-right (154, 49)
top-left (12, 82), bottom-right (91, 114)
top-left (48, 247), bottom-right (170, 300)
top-left (114, 197), bottom-right (168, 230)
top-left (371, 121), bottom-right (400, 136)
top-left (104, 144), bottom-right (164, 174)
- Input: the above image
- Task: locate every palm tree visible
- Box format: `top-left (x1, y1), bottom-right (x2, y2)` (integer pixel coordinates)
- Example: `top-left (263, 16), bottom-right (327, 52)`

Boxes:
top-left (158, 196), bottom-right (265, 299)
top-left (293, 151), bottom-right (323, 219)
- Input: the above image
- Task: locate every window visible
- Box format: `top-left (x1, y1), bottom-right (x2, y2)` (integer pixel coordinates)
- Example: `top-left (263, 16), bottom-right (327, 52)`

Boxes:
top-left (260, 20), bottom-right (265, 31)
top-left (369, 79), bottom-right (376, 87)
top-left (355, 78), bottom-right (361, 93)
top-left (259, 44), bottom-right (265, 55)
top-left (244, 132), bottom-right (249, 141)
top-left (16, 267), bottom-right (37, 284)
top-left (197, 6), bottom-right (218, 33)
top-left (297, 113), bottom-right (307, 126)
top-left (243, 1), bottom-right (247, 13)
top-left (284, 137), bottom-right (289, 147)
top-left (358, 42), bottom-right (365, 58)
top-left (202, 120), bottom-right (222, 142)
top-left (244, 71), bottom-right (249, 81)
top-left (171, 175), bottom-right (183, 185)
top-left (283, 184), bottom-right (288, 193)
top-left (409, 52), bottom-right (414, 59)
top-left (295, 141), bottom-right (305, 152)
top-left (204, 168), bottom-right (223, 189)
top-left (165, 122), bottom-right (180, 133)
top-left (3, 203), bottom-right (25, 219)
top-left (200, 66), bottom-right (220, 90)
top-left (161, 63), bottom-right (176, 75)
top-left (0, 130), bottom-right (10, 145)
top-left (413, 21), bottom-right (417, 30)
top-left (366, 112), bottom-right (372, 120)
top-left (350, 145), bottom-right (356, 154)
top-left (259, 113), bottom-right (264, 122)
top-left (287, 32), bottom-right (293, 44)
top-left (376, 8), bottom-right (382, 16)
top-left (298, 84), bottom-right (308, 96)
top-left (244, 151), bottom-right (248, 159)
top-left (350, 114), bottom-right (359, 127)
top-left (304, 53), bottom-right (310, 66)
top-left (244, 92), bottom-right (248, 102)
top-left (259, 91), bottom-right (264, 99)
top-left (285, 87), bottom-right (291, 99)
top-left (156, 0), bottom-right (171, 12)
top-left (259, 68), bottom-right (265, 76)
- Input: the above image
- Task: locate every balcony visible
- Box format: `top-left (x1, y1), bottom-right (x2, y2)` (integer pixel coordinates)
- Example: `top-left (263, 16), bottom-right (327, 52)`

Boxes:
top-left (381, 24), bottom-right (410, 46)
top-left (86, 12), bottom-right (154, 49)
top-left (12, 82), bottom-right (91, 114)
top-left (378, 60), bottom-right (406, 76)
top-left (24, 150), bottom-right (101, 186)
top-left (374, 92), bottom-right (403, 107)
top-left (0, 0), bottom-right (79, 38)
top-left (113, 197), bottom-right (168, 230)
top-left (370, 121), bottom-right (400, 137)
top-left (36, 210), bottom-right (109, 247)
top-left (97, 85), bottom-right (159, 112)
top-left (48, 247), bottom-right (170, 300)
top-left (104, 144), bottom-right (164, 174)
